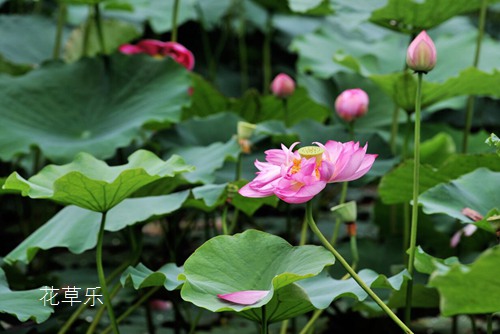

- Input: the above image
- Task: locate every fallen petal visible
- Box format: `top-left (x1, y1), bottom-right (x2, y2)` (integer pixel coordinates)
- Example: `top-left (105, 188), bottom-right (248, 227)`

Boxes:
top-left (217, 290), bottom-right (269, 305)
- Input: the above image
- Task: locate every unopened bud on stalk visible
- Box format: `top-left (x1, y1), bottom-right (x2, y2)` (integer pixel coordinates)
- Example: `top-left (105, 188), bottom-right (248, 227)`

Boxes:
top-left (406, 31), bottom-right (437, 73)
top-left (270, 73), bottom-right (295, 98)
top-left (335, 89), bottom-right (369, 122)
top-left (331, 201), bottom-right (357, 223)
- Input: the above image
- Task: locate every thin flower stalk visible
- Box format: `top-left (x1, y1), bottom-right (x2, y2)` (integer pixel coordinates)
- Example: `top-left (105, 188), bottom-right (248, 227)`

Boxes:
top-left (305, 201), bottom-right (413, 334)
top-left (463, 0), bottom-right (488, 153)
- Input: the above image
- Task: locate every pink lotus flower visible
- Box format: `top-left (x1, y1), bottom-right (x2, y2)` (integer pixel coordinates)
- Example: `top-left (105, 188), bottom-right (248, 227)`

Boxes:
top-left (217, 290), bottom-right (269, 305)
top-left (239, 141), bottom-right (377, 204)
top-left (450, 208), bottom-right (482, 247)
top-left (335, 88), bottom-right (369, 122)
top-left (406, 31), bottom-right (437, 73)
top-left (119, 40), bottom-right (195, 70)
top-left (270, 73), bottom-right (295, 98)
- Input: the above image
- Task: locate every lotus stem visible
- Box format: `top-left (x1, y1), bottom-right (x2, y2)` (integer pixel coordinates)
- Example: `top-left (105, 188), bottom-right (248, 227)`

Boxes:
top-left (53, 2), bottom-right (66, 60)
top-left (305, 201), bottom-right (413, 334)
top-left (262, 13), bottom-right (272, 93)
top-left (93, 4), bottom-right (107, 55)
top-left (237, 0), bottom-right (248, 92)
top-left (86, 283), bottom-right (122, 334)
top-left (171, 0), bottom-right (180, 42)
top-left (330, 181), bottom-right (348, 246)
top-left (487, 314), bottom-right (493, 334)
top-left (261, 305), bottom-right (268, 334)
top-left (463, 0), bottom-right (488, 153)
top-left (405, 71), bottom-right (423, 324)
top-left (96, 211), bottom-right (120, 334)
top-left (101, 287), bottom-right (161, 334)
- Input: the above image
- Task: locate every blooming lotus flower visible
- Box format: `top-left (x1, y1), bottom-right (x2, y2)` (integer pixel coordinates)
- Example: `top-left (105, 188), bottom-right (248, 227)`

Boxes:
top-left (450, 208), bottom-right (482, 247)
top-left (270, 73), bottom-right (295, 98)
top-left (119, 39), bottom-right (195, 70)
top-left (239, 141), bottom-right (376, 204)
top-left (406, 31), bottom-right (437, 73)
top-left (335, 88), bottom-right (369, 122)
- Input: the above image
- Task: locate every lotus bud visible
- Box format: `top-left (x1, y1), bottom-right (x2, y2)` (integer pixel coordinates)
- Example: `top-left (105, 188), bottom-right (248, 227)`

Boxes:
top-left (335, 89), bottom-right (369, 122)
top-left (331, 201), bottom-right (357, 223)
top-left (406, 31), bottom-right (437, 73)
top-left (270, 73), bottom-right (295, 98)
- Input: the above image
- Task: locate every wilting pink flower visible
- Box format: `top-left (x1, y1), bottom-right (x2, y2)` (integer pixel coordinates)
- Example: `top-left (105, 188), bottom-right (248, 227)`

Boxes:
top-left (450, 208), bottom-right (482, 247)
top-left (119, 40), bottom-right (195, 70)
top-left (270, 73), bottom-right (295, 98)
top-left (406, 31), bottom-right (437, 73)
top-left (335, 89), bottom-right (369, 122)
top-left (239, 141), bottom-right (376, 204)
top-left (217, 290), bottom-right (269, 305)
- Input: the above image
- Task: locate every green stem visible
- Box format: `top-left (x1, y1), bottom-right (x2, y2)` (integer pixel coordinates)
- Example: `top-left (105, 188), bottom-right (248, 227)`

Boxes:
top-left (390, 104), bottom-right (400, 155)
top-left (330, 181), bottom-right (348, 246)
top-left (279, 319), bottom-right (288, 334)
top-left (82, 7), bottom-right (93, 57)
top-left (144, 299), bottom-right (155, 334)
top-left (282, 98), bottom-right (289, 127)
top-left (469, 315), bottom-right (478, 334)
top-left (93, 4), bottom-right (106, 54)
top-left (403, 202), bottom-right (411, 264)
top-left (171, 0), bottom-right (180, 42)
top-left (101, 287), bottom-right (161, 334)
top-left (86, 283), bottom-right (122, 334)
top-left (405, 72), bottom-right (423, 325)
top-left (237, 0), bottom-right (248, 92)
top-left (463, 0), bottom-right (488, 153)
top-left (261, 305), bottom-right (268, 334)
top-left (350, 234), bottom-right (359, 271)
top-left (53, 2), bottom-right (66, 60)
top-left (221, 205), bottom-right (229, 235)
top-left (195, 3), bottom-right (215, 81)
top-left (299, 309), bottom-right (322, 334)
top-left (58, 260), bottom-right (131, 334)
top-left (262, 13), bottom-right (272, 94)
top-left (305, 201), bottom-right (413, 334)
top-left (96, 212), bottom-right (119, 334)
top-left (487, 314), bottom-right (493, 334)
top-left (187, 308), bottom-right (203, 334)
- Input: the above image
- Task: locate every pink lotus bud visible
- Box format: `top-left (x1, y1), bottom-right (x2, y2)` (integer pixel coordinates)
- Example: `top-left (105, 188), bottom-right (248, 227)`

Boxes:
top-left (406, 31), bottom-right (437, 73)
top-left (270, 73), bottom-right (295, 98)
top-left (334, 88), bottom-right (369, 122)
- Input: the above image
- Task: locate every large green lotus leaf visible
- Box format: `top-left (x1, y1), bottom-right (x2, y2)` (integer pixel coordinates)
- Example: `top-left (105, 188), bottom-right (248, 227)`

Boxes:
top-left (179, 229), bottom-right (335, 313)
top-left (291, 18), bottom-right (403, 80)
top-left (4, 191), bottom-right (190, 264)
top-left (419, 132), bottom-right (456, 167)
top-left (161, 112), bottom-right (241, 148)
top-left (63, 18), bottom-right (142, 62)
top-left (103, 0), bottom-right (195, 34)
top-left (120, 263), bottom-right (183, 291)
top-left (169, 138), bottom-right (240, 184)
top-left (185, 182), bottom-right (278, 215)
top-left (3, 150), bottom-right (193, 212)
top-left (0, 54), bottom-right (190, 163)
top-left (416, 246), bottom-right (500, 316)
top-left (0, 268), bottom-right (54, 323)
top-left (378, 160), bottom-right (448, 205)
top-left (0, 15), bottom-right (70, 65)
top-left (419, 168), bottom-right (500, 222)
top-left (378, 154), bottom-right (500, 204)
top-left (183, 75), bottom-right (230, 119)
top-left (258, 87), bottom-right (330, 125)
top-left (288, 0), bottom-right (332, 14)
top-left (371, 68), bottom-right (500, 113)
top-left (369, 0), bottom-right (499, 33)
top-left (297, 269), bottom-right (410, 309)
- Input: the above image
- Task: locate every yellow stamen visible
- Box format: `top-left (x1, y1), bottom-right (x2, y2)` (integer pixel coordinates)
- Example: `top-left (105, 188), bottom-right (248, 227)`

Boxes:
top-left (290, 159), bottom-right (301, 174)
